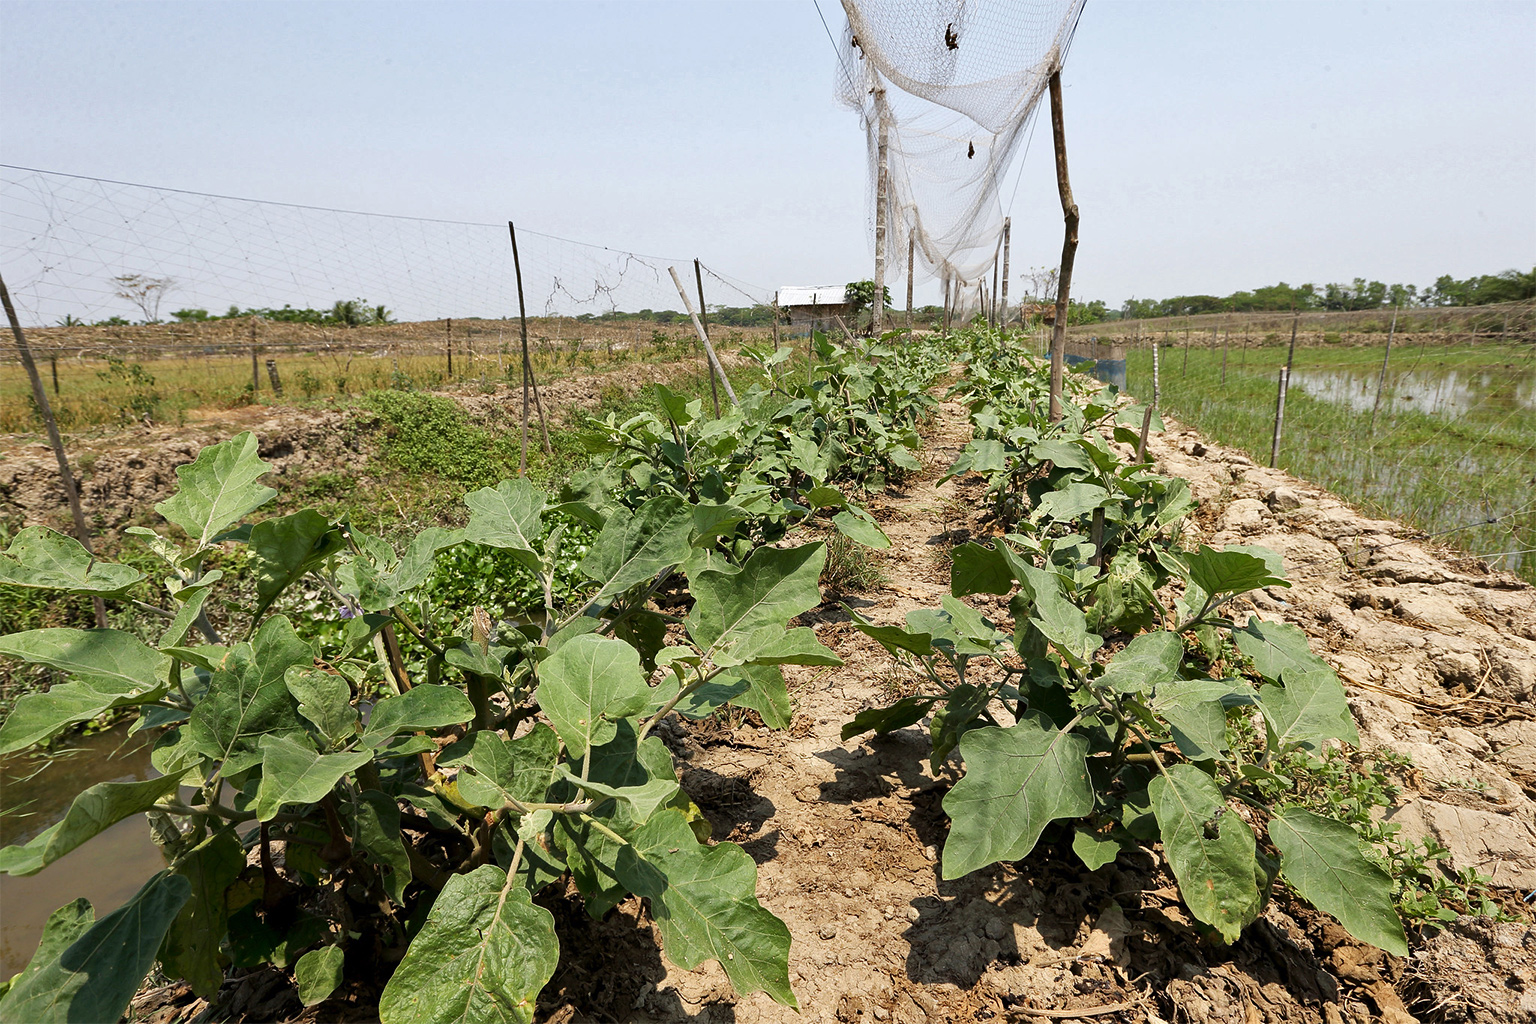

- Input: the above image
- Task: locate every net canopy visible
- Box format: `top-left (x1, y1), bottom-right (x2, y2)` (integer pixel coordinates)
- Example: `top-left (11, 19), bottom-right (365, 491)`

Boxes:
top-left (835, 0), bottom-right (1084, 314)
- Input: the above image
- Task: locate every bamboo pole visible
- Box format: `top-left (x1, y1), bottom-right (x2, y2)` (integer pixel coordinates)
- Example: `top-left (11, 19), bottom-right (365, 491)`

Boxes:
top-left (509, 222), bottom-right (533, 474)
top-left (693, 259), bottom-right (721, 418)
top-left (872, 87), bottom-right (889, 335)
top-left (0, 273), bottom-right (107, 627)
top-left (1269, 366), bottom-right (1289, 468)
top-left (905, 231), bottom-right (915, 342)
top-left (669, 266), bottom-right (739, 408)
top-left (1152, 337), bottom-right (1161, 407)
top-left (1047, 69), bottom-right (1079, 423)
top-left (999, 216), bottom-right (1011, 331)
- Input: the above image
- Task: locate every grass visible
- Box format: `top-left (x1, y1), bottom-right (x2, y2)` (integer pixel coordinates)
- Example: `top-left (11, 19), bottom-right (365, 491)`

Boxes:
top-left (1127, 339), bottom-right (1536, 583)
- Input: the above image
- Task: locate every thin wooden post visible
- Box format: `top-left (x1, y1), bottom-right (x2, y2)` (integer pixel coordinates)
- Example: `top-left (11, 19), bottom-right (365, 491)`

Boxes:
top-left (1135, 404), bottom-right (1154, 462)
top-left (1368, 305), bottom-right (1399, 435)
top-left (693, 259), bottom-right (721, 417)
top-left (1, 273), bottom-right (106, 627)
top-left (509, 221), bottom-right (533, 475)
top-left (1152, 337), bottom-right (1161, 407)
top-left (251, 317), bottom-right (260, 391)
top-left (999, 216), bottom-right (1011, 331)
top-left (1284, 313), bottom-right (1300, 381)
top-left (810, 299), bottom-right (818, 366)
top-left (1269, 366), bottom-right (1290, 468)
top-left (905, 230), bottom-right (915, 342)
top-left (1046, 69), bottom-right (1079, 423)
top-left (872, 87), bottom-right (889, 335)
top-left (669, 266), bottom-right (739, 408)
top-left (50, 353), bottom-right (59, 395)
top-left (265, 359), bottom-right (283, 397)
top-left (446, 318), bottom-right (453, 378)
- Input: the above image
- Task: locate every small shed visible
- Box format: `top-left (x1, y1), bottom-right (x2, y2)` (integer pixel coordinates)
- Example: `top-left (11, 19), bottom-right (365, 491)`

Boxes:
top-left (776, 285), bottom-right (851, 333)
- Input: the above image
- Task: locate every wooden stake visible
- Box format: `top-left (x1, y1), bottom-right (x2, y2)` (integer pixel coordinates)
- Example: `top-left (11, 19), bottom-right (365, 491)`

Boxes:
top-left (1369, 305), bottom-right (1399, 435)
top-left (265, 359), bottom-right (283, 397)
top-left (1047, 69), bottom-right (1079, 423)
top-left (669, 266), bottom-right (739, 408)
top-left (446, 318), bottom-right (453, 378)
top-left (1135, 404), bottom-right (1154, 462)
top-left (1269, 366), bottom-right (1289, 468)
top-left (694, 259), bottom-right (721, 418)
top-left (0, 273), bottom-right (106, 627)
top-left (251, 316), bottom-right (260, 391)
top-left (50, 353), bottom-right (59, 395)
top-left (509, 221), bottom-right (533, 475)
top-left (1152, 337), bottom-right (1161, 407)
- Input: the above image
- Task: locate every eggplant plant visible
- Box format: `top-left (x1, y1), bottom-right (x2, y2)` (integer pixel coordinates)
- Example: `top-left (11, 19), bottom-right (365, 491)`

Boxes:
top-left (0, 431), bottom-right (838, 1021)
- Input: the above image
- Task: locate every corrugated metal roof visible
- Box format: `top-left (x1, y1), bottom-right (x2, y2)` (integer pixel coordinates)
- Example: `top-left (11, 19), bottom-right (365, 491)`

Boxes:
top-left (776, 285), bottom-right (849, 307)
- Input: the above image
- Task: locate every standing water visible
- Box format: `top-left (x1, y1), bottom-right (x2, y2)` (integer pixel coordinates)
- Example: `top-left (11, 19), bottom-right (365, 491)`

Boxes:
top-left (0, 724), bottom-right (168, 978)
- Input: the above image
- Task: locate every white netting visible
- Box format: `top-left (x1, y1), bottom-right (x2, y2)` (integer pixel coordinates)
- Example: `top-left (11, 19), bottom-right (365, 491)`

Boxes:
top-left (835, 0), bottom-right (1084, 314)
top-left (0, 165), bottom-right (774, 328)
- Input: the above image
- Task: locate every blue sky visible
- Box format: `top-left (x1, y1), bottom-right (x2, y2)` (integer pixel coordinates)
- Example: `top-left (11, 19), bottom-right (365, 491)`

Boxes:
top-left (2, 0), bottom-right (1532, 315)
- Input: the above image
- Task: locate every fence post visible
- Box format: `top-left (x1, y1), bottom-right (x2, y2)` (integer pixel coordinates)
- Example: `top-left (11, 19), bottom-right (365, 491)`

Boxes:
top-left (50, 353), bottom-right (59, 395)
top-left (906, 230), bottom-right (916, 342)
top-left (1368, 305), bottom-right (1399, 435)
top-left (446, 318), bottom-right (453, 378)
top-left (1046, 69), bottom-right (1080, 423)
top-left (1, 275), bottom-right (107, 626)
top-left (669, 265), bottom-right (739, 409)
top-left (250, 317), bottom-right (260, 391)
top-left (265, 359), bottom-right (283, 397)
top-left (1152, 337), bottom-right (1161, 407)
top-left (693, 258), bottom-right (721, 418)
top-left (1269, 366), bottom-right (1289, 468)
top-left (998, 216), bottom-right (1010, 333)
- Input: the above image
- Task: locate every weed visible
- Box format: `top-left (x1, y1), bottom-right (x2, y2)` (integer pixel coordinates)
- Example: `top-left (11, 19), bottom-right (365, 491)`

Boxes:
top-left (820, 533), bottom-right (888, 593)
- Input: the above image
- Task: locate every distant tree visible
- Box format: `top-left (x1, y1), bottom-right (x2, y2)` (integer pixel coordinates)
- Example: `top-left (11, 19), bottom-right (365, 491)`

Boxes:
top-left (373, 305), bottom-right (393, 325)
top-left (171, 308), bottom-right (211, 322)
top-left (111, 274), bottom-right (174, 322)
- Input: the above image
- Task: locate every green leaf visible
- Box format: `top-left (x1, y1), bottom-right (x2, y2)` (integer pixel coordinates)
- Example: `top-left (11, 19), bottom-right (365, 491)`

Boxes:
top-left (378, 865), bottom-right (558, 1024)
top-left (841, 695), bottom-right (938, 741)
top-left (941, 711), bottom-right (1095, 879)
top-left (6, 899), bottom-right (93, 993)
top-left (0, 774), bottom-right (181, 876)
top-left (0, 526), bottom-right (145, 596)
top-left (249, 510), bottom-right (341, 620)
top-left (1098, 631), bottom-right (1183, 694)
top-left (950, 541), bottom-right (1014, 597)
top-left (159, 583), bottom-right (213, 648)
top-left (189, 615), bottom-right (310, 773)
top-left (536, 633), bottom-right (649, 758)
top-left (614, 810), bottom-right (796, 1007)
top-left (160, 831), bottom-right (244, 998)
top-left (1031, 482), bottom-right (1111, 524)
top-left (831, 509), bottom-right (890, 549)
top-left (0, 871), bottom-right (191, 1024)
top-left (1235, 619), bottom-right (1332, 683)
top-left (556, 765), bottom-right (679, 823)
top-left (252, 734), bottom-right (372, 821)
top-left (0, 677), bottom-right (168, 756)
top-left (1151, 680), bottom-right (1255, 762)
top-left (928, 682), bottom-right (994, 772)
top-left (360, 684), bottom-right (475, 746)
top-left (1268, 808), bottom-right (1408, 956)
top-left (687, 542), bottom-right (826, 654)
top-left (155, 432), bottom-right (277, 548)
top-left (296, 946), bottom-right (346, 1007)
top-left (1072, 828), bottom-right (1124, 871)
top-left (463, 478), bottom-right (546, 571)
top-left (1014, 563), bottom-right (1103, 669)
top-left (0, 626), bottom-right (166, 693)
top-left (285, 666), bottom-right (358, 747)
top-left (717, 662), bottom-right (794, 730)
top-left (580, 494), bottom-right (692, 599)
top-left (354, 790), bottom-right (412, 904)
top-left (713, 625), bottom-right (841, 668)
top-left (1258, 669), bottom-right (1359, 753)
top-left (439, 725), bottom-right (560, 810)
top-left (1150, 765), bottom-right (1262, 944)
top-left (847, 606), bottom-right (933, 656)
top-left (1032, 440), bottom-right (1095, 471)
top-left (1184, 544), bottom-right (1289, 598)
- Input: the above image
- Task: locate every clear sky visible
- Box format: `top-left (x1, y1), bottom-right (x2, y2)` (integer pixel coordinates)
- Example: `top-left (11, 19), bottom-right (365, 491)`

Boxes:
top-left (2, 0), bottom-right (1532, 314)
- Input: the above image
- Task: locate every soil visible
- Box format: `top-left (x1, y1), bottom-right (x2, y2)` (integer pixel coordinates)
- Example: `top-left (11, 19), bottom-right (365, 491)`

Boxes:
top-left (6, 375), bottom-right (1536, 1023)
